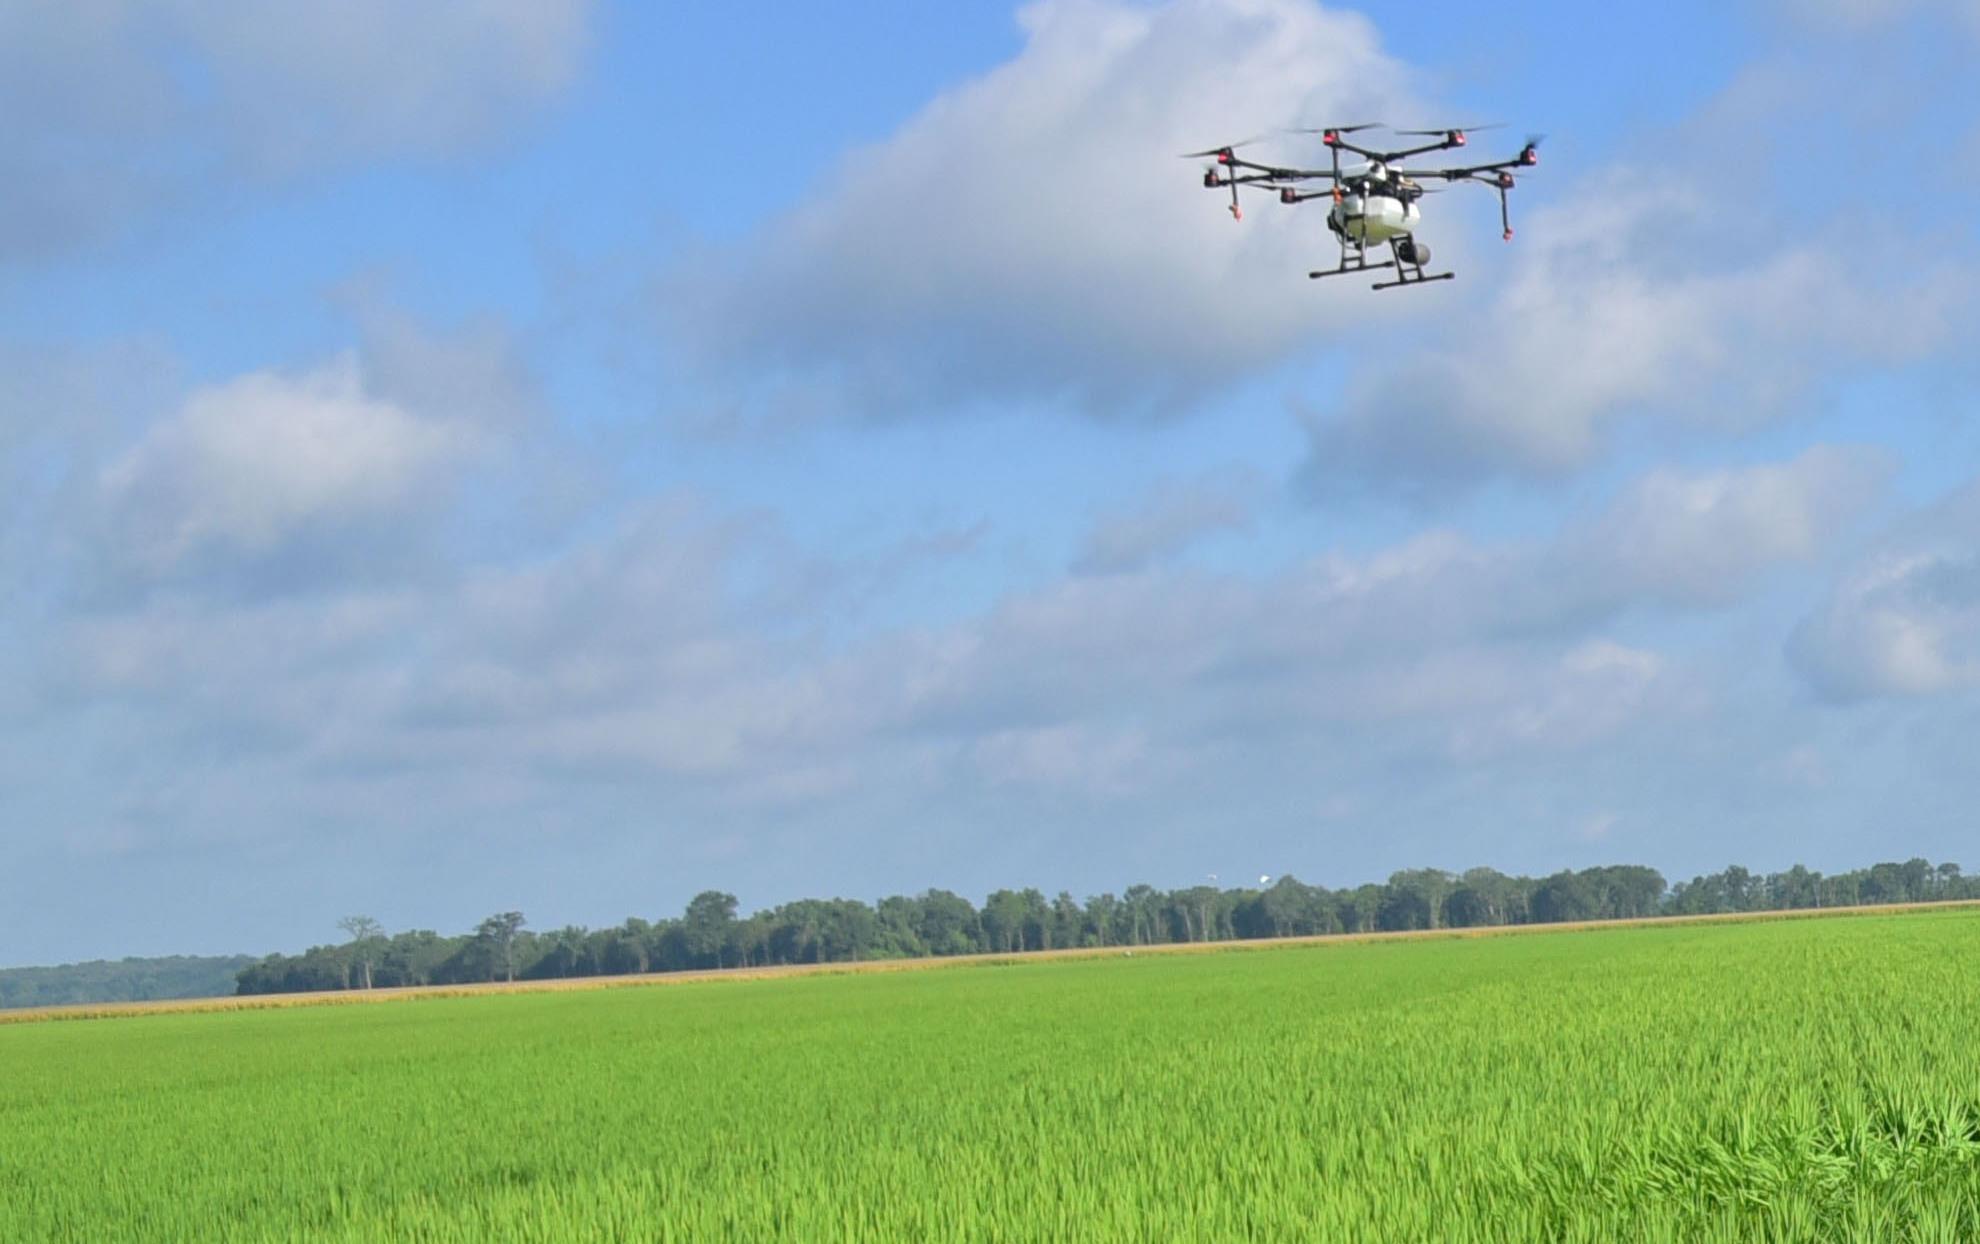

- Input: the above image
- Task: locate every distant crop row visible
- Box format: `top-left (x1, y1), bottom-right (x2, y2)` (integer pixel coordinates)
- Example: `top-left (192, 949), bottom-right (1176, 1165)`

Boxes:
top-left (6, 907), bottom-right (1980, 1240)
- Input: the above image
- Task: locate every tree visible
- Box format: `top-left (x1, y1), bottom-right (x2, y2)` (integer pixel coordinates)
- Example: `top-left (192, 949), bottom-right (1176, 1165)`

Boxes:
top-left (1387, 870), bottom-right (1455, 930)
top-left (1901, 858), bottom-right (1933, 903)
top-left (1122, 885), bottom-right (1161, 945)
top-left (1530, 872), bottom-right (1596, 924)
top-left (1377, 885), bottom-right (1433, 932)
top-left (682, 891), bottom-right (739, 969)
top-left (1458, 868), bottom-right (1519, 926)
top-left (1774, 865), bottom-right (1821, 909)
top-left (1083, 893), bottom-right (1121, 947)
top-left (981, 890), bottom-right (1026, 953)
top-left (1338, 885), bottom-right (1382, 934)
top-left (1259, 876), bottom-right (1312, 938)
top-left (1017, 888), bottom-right (1053, 951)
top-left (1051, 892), bottom-right (1085, 948)
top-left (874, 896), bottom-right (926, 958)
top-left (524, 926), bottom-right (591, 979)
top-left (476, 912), bottom-right (527, 983)
top-left (914, 890), bottom-right (981, 957)
top-left (818, 899), bottom-right (879, 962)
top-left (1862, 862), bottom-right (1905, 905)
top-left (336, 916), bottom-right (384, 990)
top-left (1444, 885), bottom-right (1493, 928)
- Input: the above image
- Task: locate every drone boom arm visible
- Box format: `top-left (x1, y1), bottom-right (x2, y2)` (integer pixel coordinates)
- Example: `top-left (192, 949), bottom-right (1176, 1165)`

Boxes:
top-left (1408, 160), bottom-right (1518, 182)
top-left (1324, 137), bottom-right (1384, 162)
top-left (1222, 155), bottom-right (1331, 181)
top-left (1400, 137), bottom-right (1541, 182)
top-left (1373, 137), bottom-right (1463, 163)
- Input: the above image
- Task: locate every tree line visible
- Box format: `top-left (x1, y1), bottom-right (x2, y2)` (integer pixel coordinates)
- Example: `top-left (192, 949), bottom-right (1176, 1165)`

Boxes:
top-left (232, 857), bottom-right (1978, 996)
top-left (1, 955), bottom-right (255, 1010)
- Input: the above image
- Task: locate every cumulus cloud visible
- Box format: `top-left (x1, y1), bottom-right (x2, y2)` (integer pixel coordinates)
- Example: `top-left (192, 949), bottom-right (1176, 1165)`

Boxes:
top-left (843, 452), bottom-right (1872, 763)
top-left (20, 434), bottom-right (1909, 910)
top-left (1074, 468), bottom-right (1261, 573)
top-left (164, 1), bottom-right (591, 175)
top-left (1300, 174), bottom-right (1961, 497)
top-left (666, 0), bottom-right (1426, 416)
top-left (1789, 482), bottom-right (1980, 700)
top-left (99, 356), bottom-right (476, 574)
top-left (1565, 445), bottom-right (1893, 608)
top-left (0, 1), bottom-right (592, 259)
top-left (1451, 641), bottom-right (1674, 761)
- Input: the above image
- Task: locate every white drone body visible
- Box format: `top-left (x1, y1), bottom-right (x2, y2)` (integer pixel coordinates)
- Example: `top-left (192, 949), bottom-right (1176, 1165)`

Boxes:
top-left (1326, 160), bottom-right (1420, 242)
top-left (1332, 192), bottom-right (1421, 244)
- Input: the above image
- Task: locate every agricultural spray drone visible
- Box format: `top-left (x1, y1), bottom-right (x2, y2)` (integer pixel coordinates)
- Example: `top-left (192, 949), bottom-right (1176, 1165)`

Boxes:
top-left (1184, 123), bottom-right (1543, 290)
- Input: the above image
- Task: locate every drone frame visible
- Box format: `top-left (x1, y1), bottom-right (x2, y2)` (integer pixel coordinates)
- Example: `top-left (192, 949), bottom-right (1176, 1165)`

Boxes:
top-left (1187, 124), bottom-right (1542, 289)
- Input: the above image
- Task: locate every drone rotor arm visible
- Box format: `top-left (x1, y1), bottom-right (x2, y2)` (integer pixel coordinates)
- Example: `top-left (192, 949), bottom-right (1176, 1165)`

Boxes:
top-left (1395, 134), bottom-right (1541, 182)
top-left (1326, 138), bottom-right (1383, 162)
top-left (1378, 138), bottom-right (1464, 163)
top-left (1222, 156), bottom-right (1293, 177)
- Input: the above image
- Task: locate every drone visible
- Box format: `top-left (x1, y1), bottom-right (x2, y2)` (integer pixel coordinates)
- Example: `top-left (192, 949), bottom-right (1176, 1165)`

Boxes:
top-left (1184, 123), bottom-right (1543, 290)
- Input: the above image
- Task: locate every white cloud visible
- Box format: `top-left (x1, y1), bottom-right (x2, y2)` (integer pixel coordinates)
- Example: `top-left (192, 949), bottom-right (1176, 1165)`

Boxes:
top-left (1568, 445), bottom-right (1892, 607)
top-left (667, 0), bottom-right (1426, 415)
top-left (1302, 174), bottom-right (1961, 496)
top-left (0, 1), bottom-right (592, 259)
top-left (54, 432), bottom-right (1885, 838)
top-left (1454, 641), bottom-right (1675, 760)
top-left (1074, 468), bottom-right (1260, 573)
top-left (1791, 527), bottom-right (1980, 701)
top-left (100, 356), bottom-right (475, 571)
top-left (968, 724), bottom-right (1163, 798)
top-left (164, 0), bottom-right (590, 175)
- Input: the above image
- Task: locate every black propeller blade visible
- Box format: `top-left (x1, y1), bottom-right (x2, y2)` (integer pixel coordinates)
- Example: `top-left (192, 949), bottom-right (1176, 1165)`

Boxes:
top-left (1178, 135), bottom-right (1270, 159)
top-left (1394, 123), bottom-right (1505, 136)
top-left (1288, 122), bottom-right (1382, 134)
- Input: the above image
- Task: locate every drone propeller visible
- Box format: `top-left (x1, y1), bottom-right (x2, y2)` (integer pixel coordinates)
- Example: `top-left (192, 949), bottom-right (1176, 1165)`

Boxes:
top-left (1179, 135), bottom-right (1270, 160)
top-left (1404, 122), bottom-right (1496, 150)
top-left (1288, 122), bottom-right (1382, 134)
top-left (1394, 122), bottom-right (1505, 136)
top-left (1519, 134), bottom-right (1546, 164)
top-left (1186, 139), bottom-right (1275, 219)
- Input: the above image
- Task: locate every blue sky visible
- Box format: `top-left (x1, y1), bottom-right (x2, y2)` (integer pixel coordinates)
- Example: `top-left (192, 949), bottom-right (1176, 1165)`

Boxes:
top-left (4, 0), bottom-right (1979, 964)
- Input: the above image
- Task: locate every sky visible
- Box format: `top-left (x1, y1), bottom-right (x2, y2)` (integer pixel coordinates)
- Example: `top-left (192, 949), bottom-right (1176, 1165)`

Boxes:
top-left (3, 0), bottom-right (1979, 965)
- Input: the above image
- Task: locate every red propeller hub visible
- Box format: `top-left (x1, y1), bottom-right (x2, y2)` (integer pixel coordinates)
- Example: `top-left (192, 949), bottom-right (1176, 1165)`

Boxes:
top-left (1280, 187), bottom-right (1296, 204)
top-left (1522, 146), bottom-right (1538, 165)
top-left (1453, 130), bottom-right (1466, 146)
top-left (1321, 129), bottom-right (1338, 145)
top-left (1497, 172), bottom-right (1514, 188)
top-left (1216, 149), bottom-right (1232, 164)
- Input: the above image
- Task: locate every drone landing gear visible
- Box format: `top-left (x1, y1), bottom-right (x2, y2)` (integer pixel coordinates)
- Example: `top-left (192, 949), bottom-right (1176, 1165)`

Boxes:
top-left (1372, 235), bottom-right (1452, 291)
top-left (1310, 235), bottom-right (1452, 291)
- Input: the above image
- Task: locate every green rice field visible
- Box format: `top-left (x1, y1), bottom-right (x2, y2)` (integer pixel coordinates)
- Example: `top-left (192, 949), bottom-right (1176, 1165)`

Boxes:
top-left (6, 909), bottom-right (1980, 1241)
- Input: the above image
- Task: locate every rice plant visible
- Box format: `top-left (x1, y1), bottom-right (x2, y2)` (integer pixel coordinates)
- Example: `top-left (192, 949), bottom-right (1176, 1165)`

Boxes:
top-left (5, 908), bottom-right (1979, 1241)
